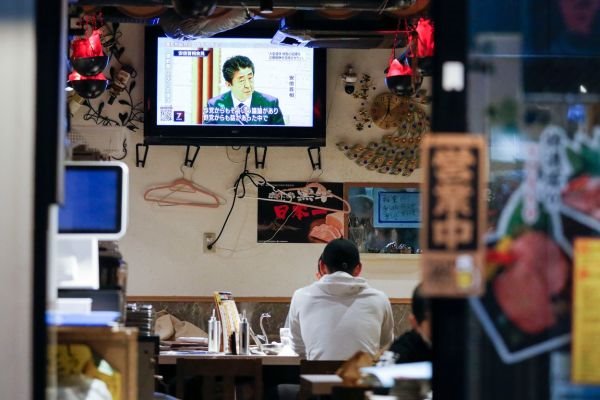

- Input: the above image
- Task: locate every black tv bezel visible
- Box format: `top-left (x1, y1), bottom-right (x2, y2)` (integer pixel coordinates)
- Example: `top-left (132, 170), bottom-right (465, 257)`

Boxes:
top-left (143, 26), bottom-right (327, 147)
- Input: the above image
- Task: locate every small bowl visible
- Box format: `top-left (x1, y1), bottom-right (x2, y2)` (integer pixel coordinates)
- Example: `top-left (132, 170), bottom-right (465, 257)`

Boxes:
top-left (71, 55), bottom-right (110, 76)
top-left (70, 79), bottom-right (109, 99)
top-left (259, 343), bottom-right (283, 355)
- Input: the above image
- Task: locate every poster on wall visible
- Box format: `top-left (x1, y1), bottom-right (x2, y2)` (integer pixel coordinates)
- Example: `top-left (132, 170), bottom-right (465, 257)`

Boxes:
top-left (257, 182), bottom-right (348, 243)
top-left (470, 126), bottom-right (600, 364)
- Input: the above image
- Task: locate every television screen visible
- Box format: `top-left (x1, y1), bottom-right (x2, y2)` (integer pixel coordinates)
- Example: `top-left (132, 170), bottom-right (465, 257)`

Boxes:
top-left (58, 162), bottom-right (128, 239)
top-left (522, 0), bottom-right (600, 100)
top-left (144, 27), bottom-right (327, 146)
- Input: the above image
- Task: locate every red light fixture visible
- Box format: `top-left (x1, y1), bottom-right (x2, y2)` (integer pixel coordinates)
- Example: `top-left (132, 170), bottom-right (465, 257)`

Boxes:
top-left (68, 13), bottom-right (110, 99)
top-left (409, 17), bottom-right (434, 76)
top-left (385, 17), bottom-right (434, 96)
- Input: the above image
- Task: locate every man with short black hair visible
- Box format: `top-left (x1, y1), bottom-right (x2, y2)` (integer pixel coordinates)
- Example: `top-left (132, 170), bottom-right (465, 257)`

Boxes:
top-left (204, 55), bottom-right (285, 125)
top-left (389, 283), bottom-right (432, 363)
top-left (287, 238), bottom-right (394, 360)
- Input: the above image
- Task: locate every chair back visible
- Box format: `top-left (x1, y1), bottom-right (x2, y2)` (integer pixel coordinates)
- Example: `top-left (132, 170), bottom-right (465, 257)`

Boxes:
top-left (300, 359), bottom-right (345, 375)
top-left (299, 360), bottom-right (345, 400)
top-left (176, 358), bottom-right (263, 400)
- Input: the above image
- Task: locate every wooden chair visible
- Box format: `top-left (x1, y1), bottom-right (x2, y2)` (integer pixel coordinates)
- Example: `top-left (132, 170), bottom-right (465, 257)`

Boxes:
top-left (299, 360), bottom-right (345, 400)
top-left (300, 360), bottom-right (344, 375)
top-left (176, 358), bottom-right (263, 400)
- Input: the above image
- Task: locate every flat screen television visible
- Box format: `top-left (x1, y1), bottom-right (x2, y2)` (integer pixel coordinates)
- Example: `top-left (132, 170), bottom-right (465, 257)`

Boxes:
top-left (144, 27), bottom-right (327, 146)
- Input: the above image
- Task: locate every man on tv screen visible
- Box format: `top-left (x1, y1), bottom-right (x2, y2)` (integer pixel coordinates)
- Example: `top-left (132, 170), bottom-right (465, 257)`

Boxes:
top-left (204, 55), bottom-right (285, 126)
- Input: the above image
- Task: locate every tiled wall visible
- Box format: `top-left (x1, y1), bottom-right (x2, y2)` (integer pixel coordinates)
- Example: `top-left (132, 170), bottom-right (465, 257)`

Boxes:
top-left (135, 300), bottom-right (412, 342)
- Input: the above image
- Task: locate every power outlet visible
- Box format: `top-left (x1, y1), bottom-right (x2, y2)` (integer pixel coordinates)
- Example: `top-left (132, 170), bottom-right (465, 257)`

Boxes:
top-left (203, 232), bottom-right (216, 253)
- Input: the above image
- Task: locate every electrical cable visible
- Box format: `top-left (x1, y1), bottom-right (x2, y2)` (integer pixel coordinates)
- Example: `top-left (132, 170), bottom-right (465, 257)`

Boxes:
top-left (111, 138), bottom-right (128, 160)
top-left (207, 146), bottom-right (274, 250)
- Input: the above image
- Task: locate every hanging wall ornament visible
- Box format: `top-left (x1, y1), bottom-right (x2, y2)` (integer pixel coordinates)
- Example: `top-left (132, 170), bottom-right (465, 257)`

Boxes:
top-left (337, 99), bottom-right (429, 176)
top-left (70, 30), bottom-right (109, 76)
top-left (351, 73), bottom-right (377, 131)
top-left (384, 19), bottom-right (423, 97)
top-left (68, 70), bottom-right (109, 99)
top-left (68, 12), bottom-right (110, 99)
top-left (407, 17), bottom-right (434, 76)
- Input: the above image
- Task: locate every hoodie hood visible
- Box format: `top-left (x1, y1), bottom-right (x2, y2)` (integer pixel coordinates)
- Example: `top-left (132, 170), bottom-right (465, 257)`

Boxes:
top-left (315, 271), bottom-right (368, 297)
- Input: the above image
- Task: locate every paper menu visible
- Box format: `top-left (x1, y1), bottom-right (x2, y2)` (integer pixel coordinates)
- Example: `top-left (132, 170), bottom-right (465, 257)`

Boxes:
top-left (213, 291), bottom-right (240, 353)
top-left (572, 238), bottom-right (600, 384)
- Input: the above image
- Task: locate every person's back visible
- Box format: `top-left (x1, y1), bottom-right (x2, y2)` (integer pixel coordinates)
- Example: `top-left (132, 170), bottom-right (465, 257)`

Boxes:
top-left (389, 283), bottom-right (432, 363)
top-left (287, 239), bottom-right (394, 360)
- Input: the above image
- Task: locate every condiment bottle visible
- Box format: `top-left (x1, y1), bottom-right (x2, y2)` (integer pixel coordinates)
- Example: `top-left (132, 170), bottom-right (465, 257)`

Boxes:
top-left (208, 309), bottom-right (220, 353)
top-left (238, 310), bottom-right (250, 355)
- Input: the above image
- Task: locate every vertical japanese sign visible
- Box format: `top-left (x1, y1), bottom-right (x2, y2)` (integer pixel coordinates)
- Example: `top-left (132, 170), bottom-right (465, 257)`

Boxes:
top-left (572, 238), bottom-right (600, 385)
top-left (420, 134), bottom-right (488, 296)
top-left (257, 182), bottom-right (346, 243)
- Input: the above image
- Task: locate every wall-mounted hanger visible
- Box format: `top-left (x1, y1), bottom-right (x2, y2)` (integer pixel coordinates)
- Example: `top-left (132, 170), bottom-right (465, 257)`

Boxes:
top-left (143, 165), bottom-right (226, 208)
top-left (257, 181), bottom-right (352, 214)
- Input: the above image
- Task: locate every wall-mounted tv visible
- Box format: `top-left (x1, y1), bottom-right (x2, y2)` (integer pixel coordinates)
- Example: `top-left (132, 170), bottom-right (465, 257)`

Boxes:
top-left (144, 27), bottom-right (327, 146)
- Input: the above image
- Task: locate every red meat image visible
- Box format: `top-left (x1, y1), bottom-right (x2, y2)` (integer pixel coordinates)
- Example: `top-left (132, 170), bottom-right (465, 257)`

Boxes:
top-left (493, 231), bottom-right (569, 334)
top-left (562, 175), bottom-right (600, 221)
top-left (309, 223), bottom-right (342, 243)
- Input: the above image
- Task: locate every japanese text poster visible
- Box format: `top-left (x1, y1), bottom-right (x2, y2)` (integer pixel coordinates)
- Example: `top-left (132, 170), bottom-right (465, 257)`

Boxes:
top-left (257, 182), bottom-right (346, 243)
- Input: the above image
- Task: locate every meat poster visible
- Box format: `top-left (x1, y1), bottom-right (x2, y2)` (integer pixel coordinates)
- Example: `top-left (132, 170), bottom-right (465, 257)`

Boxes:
top-left (470, 126), bottom-right (600, 364)
top-left (257, 182), bottom-right (347, 243)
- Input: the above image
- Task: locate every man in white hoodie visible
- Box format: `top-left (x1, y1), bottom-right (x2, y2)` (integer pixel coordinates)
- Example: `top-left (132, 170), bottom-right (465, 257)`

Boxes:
top-left (287, 238), bottom-right (394, 360)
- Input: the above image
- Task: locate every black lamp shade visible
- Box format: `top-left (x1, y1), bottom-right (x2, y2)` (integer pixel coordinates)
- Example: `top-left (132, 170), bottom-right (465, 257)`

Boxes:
top-left (71, 55), bottom-right (110, 77)
top-left (70, 79), bottom-right (110, 99)
top-left (385, 75), bottom-right (415, 96)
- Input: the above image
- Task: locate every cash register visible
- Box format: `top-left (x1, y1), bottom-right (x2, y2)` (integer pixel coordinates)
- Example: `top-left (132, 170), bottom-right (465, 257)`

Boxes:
top-left (48, 161), bottom-right (129, 325)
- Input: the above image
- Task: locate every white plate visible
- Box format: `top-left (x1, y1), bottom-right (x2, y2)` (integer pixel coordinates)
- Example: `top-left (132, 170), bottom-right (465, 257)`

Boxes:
top-left (176, 336), bottom-right (208, 343)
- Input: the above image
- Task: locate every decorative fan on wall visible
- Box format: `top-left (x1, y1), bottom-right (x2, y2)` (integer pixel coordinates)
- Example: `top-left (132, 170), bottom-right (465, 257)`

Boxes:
top-left (338, 97), bottom-right (429, 176)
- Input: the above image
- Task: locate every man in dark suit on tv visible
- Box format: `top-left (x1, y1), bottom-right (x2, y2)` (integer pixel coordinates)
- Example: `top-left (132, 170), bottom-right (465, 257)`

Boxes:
top-left (203, 55), bottom-right (285, 125)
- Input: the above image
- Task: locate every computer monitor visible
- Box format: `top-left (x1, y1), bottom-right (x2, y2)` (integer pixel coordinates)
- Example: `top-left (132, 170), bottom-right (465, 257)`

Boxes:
top-left (58, 161), bottom-right (129, 240)
top-left (54, 161), bottom-right (129, 290)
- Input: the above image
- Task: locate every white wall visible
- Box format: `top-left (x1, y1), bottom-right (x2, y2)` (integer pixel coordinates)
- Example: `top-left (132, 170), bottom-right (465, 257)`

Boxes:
top-left (0, 3), bottom-right (34, 398)
top-left (72, 25), bottom-right (424, 298)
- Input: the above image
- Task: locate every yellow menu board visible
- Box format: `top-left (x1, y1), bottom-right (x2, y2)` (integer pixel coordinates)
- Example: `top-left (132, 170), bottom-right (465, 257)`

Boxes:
top-left (214, 291), bottom-right (241, 354)
top-left (572, 238), bottom-right (600, 384)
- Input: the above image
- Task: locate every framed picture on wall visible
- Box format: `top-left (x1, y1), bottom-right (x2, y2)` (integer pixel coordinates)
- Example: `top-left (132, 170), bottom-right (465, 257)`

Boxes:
top-left (257, 181), bottom-right (349, 243)
top-left (344, 182), bottom-right (421, 254)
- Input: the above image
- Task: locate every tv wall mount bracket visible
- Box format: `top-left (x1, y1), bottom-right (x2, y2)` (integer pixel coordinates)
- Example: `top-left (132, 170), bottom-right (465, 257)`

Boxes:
top-left (135, 144), bottom-right (322, 171)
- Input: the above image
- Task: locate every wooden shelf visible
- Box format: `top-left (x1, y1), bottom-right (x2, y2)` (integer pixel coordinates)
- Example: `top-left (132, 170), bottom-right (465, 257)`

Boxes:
top-left (49, 326), bottom-right (138, 400)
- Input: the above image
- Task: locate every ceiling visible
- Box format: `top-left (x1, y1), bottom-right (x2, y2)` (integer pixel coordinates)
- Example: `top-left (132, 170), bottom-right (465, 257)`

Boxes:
top-left (73, 0), bottom-right (430, 47)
